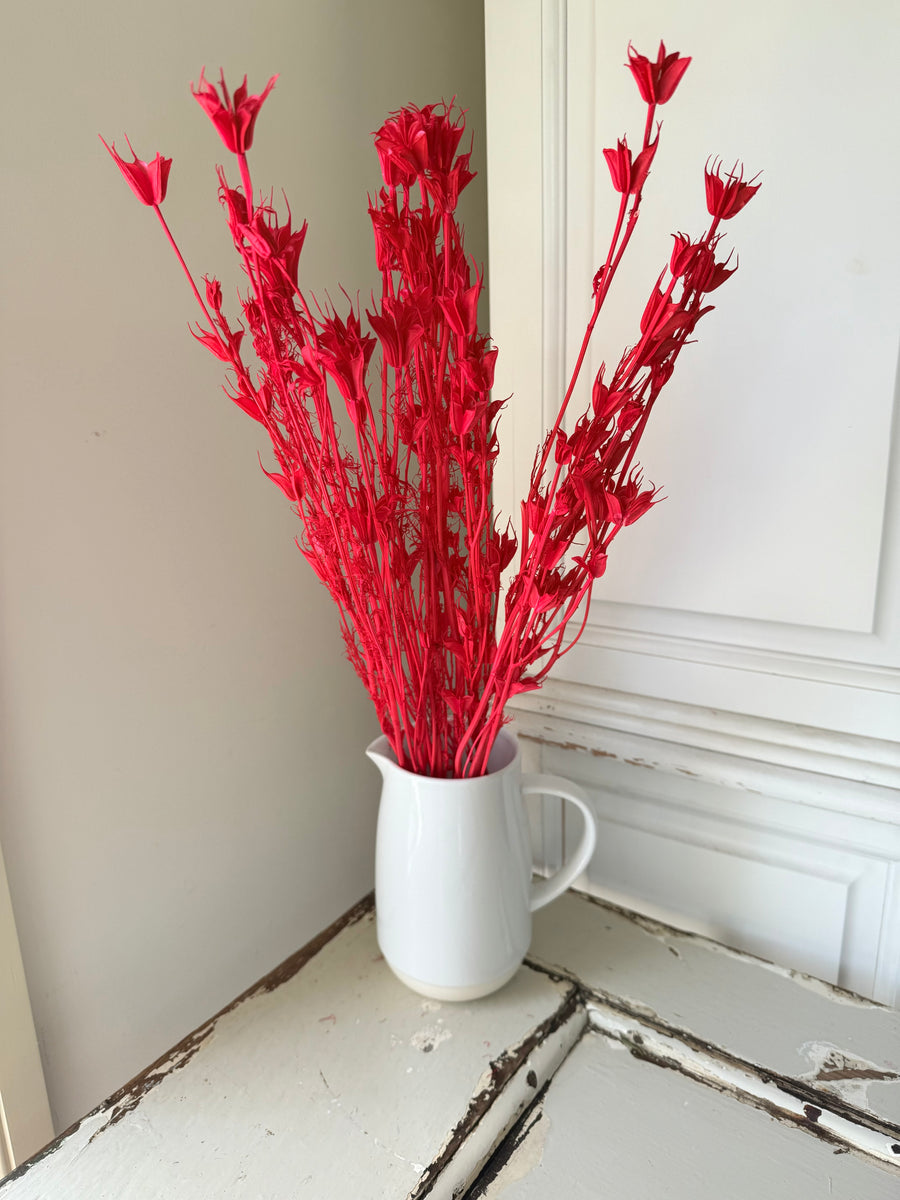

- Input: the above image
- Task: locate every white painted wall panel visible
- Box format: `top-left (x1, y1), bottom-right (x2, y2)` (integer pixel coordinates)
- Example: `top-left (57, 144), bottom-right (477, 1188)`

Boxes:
top-left (488, 0), bottom-right (899, 998)
top-left (565, 0), bottom-right (899, 633)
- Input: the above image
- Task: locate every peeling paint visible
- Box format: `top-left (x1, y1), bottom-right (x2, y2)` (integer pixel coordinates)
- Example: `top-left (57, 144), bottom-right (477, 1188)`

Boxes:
top-left (408, 987), bottom-right (581, 1199)
top-left (525, 961), bottom-right (900, 1160)
top-left (411, 1026), bottom-right (453, 1054)
top-left (246, 893), bottom-right (374, 1000)
top-left (6, 896), bottom-right (378, 1182)
top-left (90, 1025), bottom-right (214, 1141)
top-left (577, 893), bottom-right (888, 1009)
top-left (467, 1098), bottom-right (549, 1197)
top-left (799, 1043), bottom-right (900, 1107)
top-left (586, 1007), bottom-right (900, 1166)
top-left (526, 737), bottom-right (616, 760)
top-left (6, 889), bottom-right (898, 1198)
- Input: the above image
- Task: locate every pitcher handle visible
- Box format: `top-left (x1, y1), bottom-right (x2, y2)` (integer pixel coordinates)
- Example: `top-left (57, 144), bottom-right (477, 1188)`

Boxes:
top-left (521, 773), bottom-right (598, 912)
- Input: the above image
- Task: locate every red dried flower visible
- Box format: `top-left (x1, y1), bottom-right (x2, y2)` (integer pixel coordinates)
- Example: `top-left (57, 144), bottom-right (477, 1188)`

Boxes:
top-left (618, 475), bottom-right (660, 525)
top-left (374, 107), bottom-right (429, 186)
top-left (314, 310), bottom-right (376, 404)
top-left (603, 137), bottom-right (656, 195)
top-left (366, 298), bottom-right (424, 369)
top-left (573, 547), bottom-right (608, 579)
top-left (627, 42), bottom-right (691, 105)
top-left (669, 232), bottom-right (698, 278)
top-left (100, 135), bottom-right (171, 206)
top-left (192, 69), bottom-right (277, 155)
top-left (106, 47), bottom-right (755, 778)
top-left (439, 280), bottom-right (482, 339)
top-left (704, 161), bottom-right (761, 221)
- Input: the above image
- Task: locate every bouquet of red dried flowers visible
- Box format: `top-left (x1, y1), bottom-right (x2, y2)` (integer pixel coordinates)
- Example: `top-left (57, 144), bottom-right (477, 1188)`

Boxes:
top-left (103, 45), bottom-right (757, 778)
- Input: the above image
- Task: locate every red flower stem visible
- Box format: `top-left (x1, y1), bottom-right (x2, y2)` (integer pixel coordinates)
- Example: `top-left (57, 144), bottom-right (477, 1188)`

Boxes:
top-left (295, 392), bottom-right (412, 759)
top-left (152, 206), bottom-right (217, 327)
top-left (534, 575), bottom-right (594, 660)
top-left (454, 600), bottom-right (530, 775)
top-left (643, 104), bottom-right (657, 151)
top-left (531, 100), bottom-right (656, 493)
top-left (471, 572), bottom-right (594, 777)
top-left (344, 417), bottom-right (414, 722)
top-left (466, 608), bottom-right (536, 776)
top-left (534, 213), bottom-right (624, 485)
top-left (237, 153), bottom-right (254, 216)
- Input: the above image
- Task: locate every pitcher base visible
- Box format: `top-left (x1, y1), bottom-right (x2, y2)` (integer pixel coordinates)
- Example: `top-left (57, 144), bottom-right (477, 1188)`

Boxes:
top-left (387, 961), bottom-right (521, 1002)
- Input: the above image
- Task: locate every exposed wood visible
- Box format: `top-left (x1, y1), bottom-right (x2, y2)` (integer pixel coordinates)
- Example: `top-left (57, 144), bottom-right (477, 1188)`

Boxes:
top-left (410, 993), bottom-right (586, 1200)
top-left (469, 1030), bottom-right (900, 1198)
top-left (2, 888), bottom-right (897, 1197)
top-left (583, 999), bottom-right (900, 1166)
top-left (465, 1084), bottom-right (552, 1198)
top-left (0, 902), bottom-right (572, 1199)
top-left (6, 891), bottom-right (377, 1184)
top-left (529, 893), bottom-right (900, 1133)
top-left (514, 681), bottom-right (900, 789)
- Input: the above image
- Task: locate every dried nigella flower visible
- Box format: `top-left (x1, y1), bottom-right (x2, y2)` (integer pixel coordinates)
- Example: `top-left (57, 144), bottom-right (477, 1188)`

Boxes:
top-left (104, 54), bottom-right (757, 777)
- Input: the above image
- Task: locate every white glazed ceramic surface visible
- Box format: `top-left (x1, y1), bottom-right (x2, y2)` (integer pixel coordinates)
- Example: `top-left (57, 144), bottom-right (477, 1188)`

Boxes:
top-left (368, 731), bottom-right (597, 1000)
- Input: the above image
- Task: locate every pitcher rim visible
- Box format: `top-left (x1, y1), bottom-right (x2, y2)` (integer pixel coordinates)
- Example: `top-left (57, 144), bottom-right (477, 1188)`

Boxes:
top-left (366, 728), bottom-right (520, 785)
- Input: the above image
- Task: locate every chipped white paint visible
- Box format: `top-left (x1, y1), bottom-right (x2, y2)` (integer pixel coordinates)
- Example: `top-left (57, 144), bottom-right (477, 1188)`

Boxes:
top-left (0, 907), bottom-right (571, 1199)
top-left (416, 999), bottom-right (586, 1200)
top-left (585, 1002), bottom-right (900, 1168)
top-left (473, 1031), bottom-right (900, 1199)
top-left (588, 893), bottom-right (887, 1011)
top-left (529, 892), bottom-right (900, 1129)
top-left (4, 890), bottom-right (898, 1197)
top-left (409, 1026), bottom-right (453, 1054)
top-left (525, 718), bottom-right (900, 1004)
top-left (799, 1042), bottom-right (900, 1110)
top-left (475, 1102), bottom-right (548, 1194)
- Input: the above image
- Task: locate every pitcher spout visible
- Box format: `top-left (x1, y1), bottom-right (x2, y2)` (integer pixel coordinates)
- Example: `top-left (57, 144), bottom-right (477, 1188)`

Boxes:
top-left (365, 734), bottom-right (397, 780)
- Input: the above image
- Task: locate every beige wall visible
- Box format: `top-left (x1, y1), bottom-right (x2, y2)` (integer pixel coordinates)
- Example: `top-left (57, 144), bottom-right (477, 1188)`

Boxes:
top-left (0, 0), bottom-right (487, 1132)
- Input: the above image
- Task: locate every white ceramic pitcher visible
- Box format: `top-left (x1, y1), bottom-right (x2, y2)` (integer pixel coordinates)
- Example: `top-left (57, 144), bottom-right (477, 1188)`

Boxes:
top-left (368, 730), bottom-right (598, 1000)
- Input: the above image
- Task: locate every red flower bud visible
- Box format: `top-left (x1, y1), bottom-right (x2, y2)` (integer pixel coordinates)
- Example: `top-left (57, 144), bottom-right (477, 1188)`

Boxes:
top-left (618, 474), bottom-right (661, 525)
top-left (450, 398), bottom-right (478, 438)
top-left (554, 429), bottom-right (572, 465)
top-left (509, 676), bottom-right (541, 697)
top-left (205, 276), bottom-right (223, 310)
top-left (190, 324), bottom-right (239, 362)
top-left (374, 106), bottom-right (431, 187)
top-left (573, 548), bottom-right (608, 579)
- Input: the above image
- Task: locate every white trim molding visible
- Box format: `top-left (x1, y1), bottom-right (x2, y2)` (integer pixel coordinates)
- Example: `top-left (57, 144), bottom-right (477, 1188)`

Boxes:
top-left (512, 686), bottom-right (900, 1005)
top-left (514, 681), bottom-right (900, 801)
